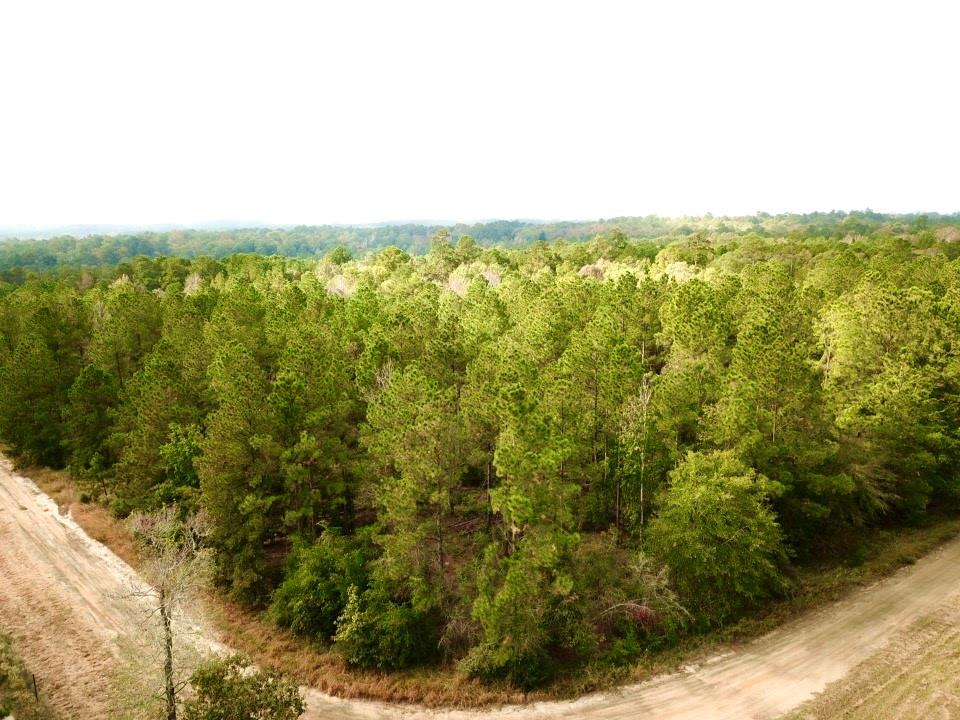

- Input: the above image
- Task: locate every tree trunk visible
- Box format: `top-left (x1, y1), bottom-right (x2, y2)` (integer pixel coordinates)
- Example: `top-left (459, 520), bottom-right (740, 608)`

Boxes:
top-left (114, 350), bottom-right (125, 390)
top-left (159, 589), bottom-right (177, 720)
top-left (436, 508), bottom-right (445, 582)
top-left (485, 461), bottom-right (492, 531)
top-left (615, 474), bottom-right (622, 547)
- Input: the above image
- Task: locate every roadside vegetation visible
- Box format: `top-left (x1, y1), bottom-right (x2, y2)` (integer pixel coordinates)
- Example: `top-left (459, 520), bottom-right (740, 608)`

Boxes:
top-left (1, 212), bottom-right (959, 696)
top-left (25, 460), bottom-right (960, 706)
top-left (0, 632), bottom-right (56, 720)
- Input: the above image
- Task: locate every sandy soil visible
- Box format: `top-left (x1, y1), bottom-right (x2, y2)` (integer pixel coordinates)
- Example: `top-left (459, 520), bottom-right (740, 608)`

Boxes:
top-left (785, 593), bottom-right (960, 720)
top-left (0, 457), bottom-right (137, 717)
top-left (3, 456), bottom-right (960, 720)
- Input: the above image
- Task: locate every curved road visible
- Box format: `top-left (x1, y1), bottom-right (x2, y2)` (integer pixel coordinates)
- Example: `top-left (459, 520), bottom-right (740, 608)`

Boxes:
top-left (2, 457), bottom-right (960, 719)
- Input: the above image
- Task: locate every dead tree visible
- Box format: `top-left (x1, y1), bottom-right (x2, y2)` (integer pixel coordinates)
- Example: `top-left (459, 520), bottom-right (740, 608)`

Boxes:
top-left (126, 506), bottom-right (211, 720)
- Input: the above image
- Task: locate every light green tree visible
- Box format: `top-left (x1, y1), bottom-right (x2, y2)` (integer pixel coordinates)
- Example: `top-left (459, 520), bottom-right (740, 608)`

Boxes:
top-left (646, 450), bottom-right (786, 625)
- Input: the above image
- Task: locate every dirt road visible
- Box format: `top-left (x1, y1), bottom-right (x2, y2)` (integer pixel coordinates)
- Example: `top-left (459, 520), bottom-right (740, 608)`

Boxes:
top-left (0, 457), bottom-right (141, 716)
top-left (785, 593), bottom-right (960, 720)
top-left (3, 456), bottom-right (960, 719)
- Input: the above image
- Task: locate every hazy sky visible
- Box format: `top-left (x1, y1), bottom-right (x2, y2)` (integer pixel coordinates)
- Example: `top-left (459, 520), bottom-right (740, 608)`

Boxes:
top-left (1, 1), bottom-right (958, 227)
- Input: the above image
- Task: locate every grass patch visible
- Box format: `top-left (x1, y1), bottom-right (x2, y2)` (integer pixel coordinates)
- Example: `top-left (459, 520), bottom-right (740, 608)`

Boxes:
top-left (13, 460), bottom-right (960, 707)
top-left (0, 632), bottom-right (57, 720)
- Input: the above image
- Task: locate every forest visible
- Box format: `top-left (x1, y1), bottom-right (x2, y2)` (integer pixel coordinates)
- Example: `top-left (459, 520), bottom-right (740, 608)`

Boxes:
top-left (2, 211), bottom-right (958, 275)
top-left (1, 216), bottom-right (959, 689)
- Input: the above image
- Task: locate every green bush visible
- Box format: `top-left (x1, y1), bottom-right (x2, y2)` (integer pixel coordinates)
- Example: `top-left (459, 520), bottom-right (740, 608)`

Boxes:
top-left (570, 540), bottom-right (688, 655)
top-left (646, 450), bottom-right (787, 626)
top-left (333, 585), bottom-right (439, 670)
top-left (461, 642), bottom-right (556, 690)
top-left (183, 654), bottom-right (304, 720)
top-left (604, 632), bottom-right (644, 667)
top-left (463, 594), bottom-right (596, 689)
top-left (462, 537), bottom-right (598, 689)
top-left (109, 494), bottom-right (134, 518)
top-left (268, 532), bottom-right (369, 640)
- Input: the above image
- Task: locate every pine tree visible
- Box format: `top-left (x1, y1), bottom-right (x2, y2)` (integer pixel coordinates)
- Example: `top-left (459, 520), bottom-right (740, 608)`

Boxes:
top-left (362, 364), bottom-right (462, 611)
top-left (197, 342), bottom-right (280, 601)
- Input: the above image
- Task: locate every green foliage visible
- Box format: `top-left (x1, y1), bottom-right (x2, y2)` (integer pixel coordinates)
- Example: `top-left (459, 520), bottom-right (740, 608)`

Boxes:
top-left (333, 585), bottom-right (439, 670)
top-left (465, 537), bottom-right (592, 689)
top-left (270, 321), bottom-right (357, 540)
top-left (197, 342), bottom-right (280, 601)
top-left (183, 655), bottom-right (304, 720)
top-left (326, 245), bottom-right (353, 265)
top-left (820, 280), bottom-right (960, 519)
top-left (2, 218), bottom-right (960, 690)
top-left (156, 422), bottom-right (203, 507)
top-left (268, 532), bottom-right (369, 640)
top-left (646, 451), bottom-right (786, 625)
top-left (2, 212), bottom-right (959, 273)
top-left (87, 277), bottom-right (163, 390)
top-left (362, 363), bottom-right (462, 610)
top-left (0, 332), bottom-right (66, 465)
top-left (64, 365), bottom-right (118, 477)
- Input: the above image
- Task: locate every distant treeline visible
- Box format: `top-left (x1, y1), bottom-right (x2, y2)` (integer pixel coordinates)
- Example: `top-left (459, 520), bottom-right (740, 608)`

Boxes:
top-left (1, 212), bottom-right (957, 277)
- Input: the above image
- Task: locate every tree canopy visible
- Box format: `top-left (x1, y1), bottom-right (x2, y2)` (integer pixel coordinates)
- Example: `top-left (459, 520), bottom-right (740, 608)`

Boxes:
top-left (1, 217), bottom-right (959, 687)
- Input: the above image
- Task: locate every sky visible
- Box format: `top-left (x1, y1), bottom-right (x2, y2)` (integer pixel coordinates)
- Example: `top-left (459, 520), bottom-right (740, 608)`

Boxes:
top-left (1, 0), bottom-right (958, 228)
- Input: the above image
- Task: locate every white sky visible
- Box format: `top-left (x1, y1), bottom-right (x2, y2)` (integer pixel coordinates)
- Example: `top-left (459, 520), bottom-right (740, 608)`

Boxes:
top-left (1, 0), bottom-right (958, 227)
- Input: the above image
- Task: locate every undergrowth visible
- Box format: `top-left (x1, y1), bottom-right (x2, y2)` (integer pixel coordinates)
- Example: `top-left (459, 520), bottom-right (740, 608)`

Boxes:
top-left (21, 461), bottom-right (960, 708)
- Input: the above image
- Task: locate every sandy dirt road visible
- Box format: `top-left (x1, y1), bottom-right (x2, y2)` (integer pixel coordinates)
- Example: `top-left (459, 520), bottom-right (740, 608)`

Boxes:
top-left (3, 456), bottom-right (960, 719)
top-left (785, 592), bottom-right (960, 720)
top-left (0, 456), bottom-right (143, 716)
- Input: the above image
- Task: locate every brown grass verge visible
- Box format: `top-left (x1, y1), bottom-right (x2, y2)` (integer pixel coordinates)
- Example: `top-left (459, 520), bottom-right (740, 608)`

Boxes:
top-left (201, 596), bottom-right (532, 707)
top-left (25, 465), bottom-right (140, 568)
top-left (17, 461), bottom-right (960, 708)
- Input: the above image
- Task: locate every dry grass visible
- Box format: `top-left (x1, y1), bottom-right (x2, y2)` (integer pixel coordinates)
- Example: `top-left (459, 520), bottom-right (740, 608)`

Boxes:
top-left (24, 465), bottom-right (140, 568)
top-left (202, 596), bottom-right (534, 707)
top-left (14, 461), bottom-right (960, 708)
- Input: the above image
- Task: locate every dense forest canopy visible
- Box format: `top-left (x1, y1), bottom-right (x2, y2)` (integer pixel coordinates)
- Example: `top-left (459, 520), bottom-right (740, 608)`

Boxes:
top-left (1, 217), bottom-right (959, 688)
top-left (1, 211), bottom-right (959, 276)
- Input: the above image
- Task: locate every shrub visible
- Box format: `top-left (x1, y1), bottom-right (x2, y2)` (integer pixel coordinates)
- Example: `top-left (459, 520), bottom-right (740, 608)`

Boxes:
top-left (604, 632), bottom-right (644, 667)
top-left (571, 538), bottom-right (689, 657)
top-left (183, 654), bottom-right (304, 720)
top-left (461, 641), bottom-right (555, 690)
top-left (463, 539), bottom-right (595, 689)
top-left (333, 585), bottom-right (439, 670)
top-left (461, 598), bottom-right (593, 689)
top-left (268, 531), bottom-right (369, 640)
